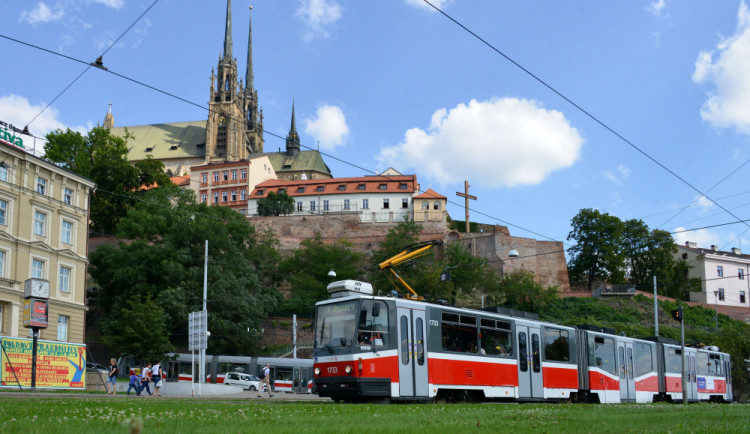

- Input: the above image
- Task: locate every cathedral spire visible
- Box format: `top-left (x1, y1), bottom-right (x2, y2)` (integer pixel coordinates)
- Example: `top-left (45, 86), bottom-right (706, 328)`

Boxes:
top-left (290, 97), bottom-right (297, 135)
top-left (223, 0), bottom-right (233, 60)
top-left (245, 5), bottom-right (254, 92)
top-left (286, 98), bottom-right (300, 157)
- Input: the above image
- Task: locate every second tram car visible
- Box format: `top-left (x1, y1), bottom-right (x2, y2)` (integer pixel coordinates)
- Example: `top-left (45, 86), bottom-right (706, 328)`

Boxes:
top-left (312, 280), bottom-right (733, 403)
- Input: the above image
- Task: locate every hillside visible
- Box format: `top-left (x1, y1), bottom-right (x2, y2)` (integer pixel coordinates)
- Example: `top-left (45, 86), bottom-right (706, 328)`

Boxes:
top-left (539, 295), bottom-right (750, 399)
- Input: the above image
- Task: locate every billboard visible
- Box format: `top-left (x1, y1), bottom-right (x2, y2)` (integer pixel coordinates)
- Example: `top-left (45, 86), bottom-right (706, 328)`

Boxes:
top-left (0, 337), bottom-right (86, 389)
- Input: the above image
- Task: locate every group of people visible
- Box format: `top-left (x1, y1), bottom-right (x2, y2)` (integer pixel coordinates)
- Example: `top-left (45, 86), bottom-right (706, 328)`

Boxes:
top-left (106, 358), bottom-right (164, 397)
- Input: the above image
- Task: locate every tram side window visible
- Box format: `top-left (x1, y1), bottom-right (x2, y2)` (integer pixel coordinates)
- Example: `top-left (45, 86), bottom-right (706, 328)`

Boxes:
top-left (634, 343), bottom-right (653, 377)
top-left (480, 319), bottom-right (512, 357)
top-left (441, 312), bottom-right (477, 353)
top-left (711, 355), bottom-right (721, 375)
top-left (276, 368), bottom-right (293, 382)
top-left (358, 300), bottom-right (390, 346)
top-left (666, 348), bottom-right (683, 374)
top-left (589, 336), bottom-right (616, 375)
top-left (696, 352), bottom-right (709, 375)
top-left (543, 327), bottom-right (570, 362)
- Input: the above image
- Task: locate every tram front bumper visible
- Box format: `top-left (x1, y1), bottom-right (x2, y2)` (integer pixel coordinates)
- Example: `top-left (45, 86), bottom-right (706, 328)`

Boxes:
top-left (314, 377), bottom-right (390, 398)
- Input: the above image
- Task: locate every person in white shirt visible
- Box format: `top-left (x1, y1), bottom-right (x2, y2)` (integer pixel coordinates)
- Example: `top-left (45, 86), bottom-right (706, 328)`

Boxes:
top-left (152, 361), bottom-right (163, 397)
top-left (140, 363), bottom-right (152, 396)
top-left (257, 364), bottom-right (272, 398)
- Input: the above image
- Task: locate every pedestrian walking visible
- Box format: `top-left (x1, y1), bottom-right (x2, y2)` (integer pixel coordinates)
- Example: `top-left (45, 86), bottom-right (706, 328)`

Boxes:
top-left (106, 358), bottom-right (119, 394)
top-left (152, 361), bottom-right (163, 397)
top-left (126, 368), bottom-right (142, 395)
top-left (140, 363), bottom-right (153, 396)
top-left (257, 363), bottom-right (273, 398)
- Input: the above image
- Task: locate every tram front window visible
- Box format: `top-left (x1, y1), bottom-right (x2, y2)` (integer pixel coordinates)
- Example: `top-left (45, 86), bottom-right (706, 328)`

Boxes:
top-left (316, 301), bottom-right (358, 349)
top-left (357, 300), bottom-right (389, 347)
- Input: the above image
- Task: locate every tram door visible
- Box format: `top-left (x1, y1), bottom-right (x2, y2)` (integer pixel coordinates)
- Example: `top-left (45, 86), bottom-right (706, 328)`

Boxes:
top-left (686, 352), bottom-right (698, 401)
top-left (617, 341), bottom-right (635, 401)
top-left (396, 307), bottom-right (428, 397)
top-left (292, 367), bottom-right (306, 393)
top-left (517, 325), bottom-right (543, 399)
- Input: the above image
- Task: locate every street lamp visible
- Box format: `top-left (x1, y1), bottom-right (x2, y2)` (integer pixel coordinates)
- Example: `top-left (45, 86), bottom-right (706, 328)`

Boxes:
top-left (508, 247), bottom-right (519, 258)
top-left (327, 270), bottom-right (336, 278)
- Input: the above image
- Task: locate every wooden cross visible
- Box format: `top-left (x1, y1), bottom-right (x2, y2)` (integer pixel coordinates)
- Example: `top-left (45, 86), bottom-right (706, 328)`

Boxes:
top-left (456, 180), bottom-right (477, 233)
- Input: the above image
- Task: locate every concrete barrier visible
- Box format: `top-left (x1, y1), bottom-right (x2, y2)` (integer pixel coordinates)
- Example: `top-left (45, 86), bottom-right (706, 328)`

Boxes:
top-left (159, 382), bottom-right (244, 397)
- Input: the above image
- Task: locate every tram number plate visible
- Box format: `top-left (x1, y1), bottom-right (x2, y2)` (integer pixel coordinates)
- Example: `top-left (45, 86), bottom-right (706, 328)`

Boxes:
top-left (429, 320), bottom-right (439, 327)
top-left (327, 367), bottom-right (338, 374)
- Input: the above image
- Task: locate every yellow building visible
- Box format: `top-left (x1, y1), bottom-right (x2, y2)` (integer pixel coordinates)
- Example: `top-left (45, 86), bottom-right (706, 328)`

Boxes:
top-left (0, 139), bottom-right (95, 343)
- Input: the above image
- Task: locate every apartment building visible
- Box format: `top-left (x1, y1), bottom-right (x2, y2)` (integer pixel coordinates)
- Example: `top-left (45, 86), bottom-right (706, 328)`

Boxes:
top-left (0, 139), bottom-right (95, 342)
top-left (676, 242), bottom-right (750, 307)
top-left (190, 156), bottom-right (276, 215)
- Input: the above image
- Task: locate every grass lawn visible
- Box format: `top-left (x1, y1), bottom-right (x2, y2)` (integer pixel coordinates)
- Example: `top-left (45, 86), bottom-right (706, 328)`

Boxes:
top-left (0, 398), bottom-right (748, 433)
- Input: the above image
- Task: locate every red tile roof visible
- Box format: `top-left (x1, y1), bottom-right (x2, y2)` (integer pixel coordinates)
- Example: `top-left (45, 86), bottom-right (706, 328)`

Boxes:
top-left (171, 175), bottom-right (191, 187)
top-left (413, 188), bottom-right (446, 200)
top-left (249, 175), bottom-right (418, 198)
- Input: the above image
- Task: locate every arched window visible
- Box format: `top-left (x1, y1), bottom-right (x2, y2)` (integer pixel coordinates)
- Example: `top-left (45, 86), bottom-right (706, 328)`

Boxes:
top-left (433, 201), bottom-right (441, 210)
top-left (421, 201), bottom-right (429, 210)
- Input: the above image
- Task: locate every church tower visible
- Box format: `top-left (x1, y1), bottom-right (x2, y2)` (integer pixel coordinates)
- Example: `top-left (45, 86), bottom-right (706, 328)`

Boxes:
top-left (285, 99), bottom-right (301, 157)
top-left (243, 5), bottom-right (264, 154)
top-left (205, 0), bottom-right (248, 163)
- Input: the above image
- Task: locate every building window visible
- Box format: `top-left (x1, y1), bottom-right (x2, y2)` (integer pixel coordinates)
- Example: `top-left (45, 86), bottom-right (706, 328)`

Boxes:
top-left (213, 172), bottom-right (220, 183)
top-left (231, 191), bottom-right (237, 201)
top-left (201, 173), bottom-right (208, 184)
top-left (240, 190), bottom-right (246, 200)
top-left (739, 269), bottom-right (745, 280)
top-left (34, 211), bottom-right (47, 236)
top-left (399, 183), bottom-right (407, 190)
top-left (222, 192), bottom-right (228, 202)
top-left (338, 185), bottom-right (346, 191)
top-left (402, 198), bottom-right (409, 209)
top-left (362, 199), bottom-right (369, 209)
top-left (57, 315), bottom-right (69, 342)
top-left (681, 253), bottom-right (688, 260)
top-left (213, 192), bottom-right (219, 203)
top-left (32, 259), bottom-right (44, 279)
top-left (61, 220), bottom-right (73, 245)
top-left (741, 291), bottom-right (746, 304)
top-left (221, 171), bottom-right (228, 181)
top-left (240, 169), bottom-right (247, 179)
top-left (718, 288), bottom-right (725, 301)
top-left (231, 170), bottom-right (237, 180)
top-left (379, 184), bottom-right (387, 190)
top-left (0, 200), bottom-right (6, 225)
top-left (358, 184), bottom-right (365, 190)
top-left (257, 189), bottom-right (264, 196)
top-left (421, 201), bottom-right (428, 210)
top-left (0, 165), bottom-right (7, 182)
top-left (0, 251), bottom-right (5, 278)
top-left (310, 201), bottom-right (316, 212)
top-left (59, 266), bottom-right (71, 293)
top-left (316, 186), bottom-right (324, 192)
top-left (383, 198), bottom-right (390, 209)
top-left (297, 187), bottom-right (305, 193)
top-left (63, 188), bottom-right (73, 205)
top-left (433, 201), bottom-right (441, 210)
top-left (323, 200), bottom-right (329, 211)
top-left (717, 265), bottom-right (723, 277)
top-left (296, 202), bottom-right (303, 212)
top-left (37, 177), bottom-right (47, 195)
top-left (344, 199), bottom-right (350, 210)
top-left (201, 193), bottom-right (207, 203)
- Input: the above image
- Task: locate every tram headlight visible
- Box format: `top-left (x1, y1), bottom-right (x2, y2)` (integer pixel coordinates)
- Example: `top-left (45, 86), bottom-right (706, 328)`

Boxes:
top-left (314, 367), bottom-right (320, 376)
top-left (344, 365), bottom-right (352, 374)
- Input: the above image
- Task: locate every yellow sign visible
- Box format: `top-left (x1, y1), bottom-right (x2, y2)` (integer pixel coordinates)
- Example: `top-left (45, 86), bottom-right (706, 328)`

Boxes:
top-left (0, 337), bottom-right (86, 389)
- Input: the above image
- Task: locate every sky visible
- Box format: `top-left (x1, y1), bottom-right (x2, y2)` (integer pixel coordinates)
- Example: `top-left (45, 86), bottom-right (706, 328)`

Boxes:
top-left (1, 0), bottom-right (750, 255)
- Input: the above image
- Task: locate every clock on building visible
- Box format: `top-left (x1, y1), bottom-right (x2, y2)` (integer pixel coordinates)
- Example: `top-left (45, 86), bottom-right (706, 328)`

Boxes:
top-left (24, 278), bottom-right (50, 299)
top-left (218, 115), bottom-right (228, 126)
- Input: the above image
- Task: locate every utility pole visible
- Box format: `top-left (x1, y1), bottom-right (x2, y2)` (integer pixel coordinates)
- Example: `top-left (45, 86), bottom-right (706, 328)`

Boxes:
top-left (455, 180), bottom-right (477, 233)
top-left (653, 276), bottom-right (659, 337)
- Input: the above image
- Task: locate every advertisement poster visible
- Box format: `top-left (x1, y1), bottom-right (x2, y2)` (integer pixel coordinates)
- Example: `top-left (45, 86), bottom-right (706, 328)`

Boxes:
top-left (0, 337), bottom-right (86, 389)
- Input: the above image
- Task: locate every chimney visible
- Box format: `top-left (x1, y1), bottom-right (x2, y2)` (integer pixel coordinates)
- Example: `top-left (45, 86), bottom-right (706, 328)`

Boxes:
top-left (686, 241), bottom-right (698, 248)
top-left (732, 247), bottom-right (741, 255)
top-left (711, 245), bottom-right (719, 252)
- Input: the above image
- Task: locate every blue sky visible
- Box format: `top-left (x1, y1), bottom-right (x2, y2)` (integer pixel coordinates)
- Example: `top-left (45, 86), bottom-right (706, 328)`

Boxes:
top-left (2, 0), bottom-right (750, 254)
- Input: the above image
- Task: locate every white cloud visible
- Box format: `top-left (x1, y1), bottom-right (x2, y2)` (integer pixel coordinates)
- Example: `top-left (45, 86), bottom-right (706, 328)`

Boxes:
top-left (695, 195), bottom-right (714, 210)
top-left (602, 165), bottom-right (630, 185)
top-left (20, 2), bottom-right (65, 25)
top-left (404, 0), bottom-right (453, 11)
top-left (672, 227), bottom-right (720, 248)
top-left (646, 0), bottom-right (669, 18)
top-left (0, 94), bottom-right (86, 140)
top-left (377, 97), bottom-right (583, 189)
top-left (303, 104), bottom-right (349, 151)
top-left (90, 0), bottom-right (124, 10)
top-left (692, 1), bottom-right (750, 134)
top-left (296, 0), bottom-right (342, 42)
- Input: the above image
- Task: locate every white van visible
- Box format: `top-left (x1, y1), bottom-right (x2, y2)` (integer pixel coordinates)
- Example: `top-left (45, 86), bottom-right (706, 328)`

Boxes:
top-left (223, 372), bottom-right (262, 391)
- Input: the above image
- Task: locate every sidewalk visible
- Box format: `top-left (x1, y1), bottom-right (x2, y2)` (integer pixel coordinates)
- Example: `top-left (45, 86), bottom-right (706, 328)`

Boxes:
top-left (0, 389), bottom-right (330, 401)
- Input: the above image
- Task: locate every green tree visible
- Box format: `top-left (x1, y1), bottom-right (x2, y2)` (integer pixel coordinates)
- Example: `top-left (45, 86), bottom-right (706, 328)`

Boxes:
top-left (43, 126), bottom-right (173, 233)
top-left (431, 242), bottom-right (500, 305)
top-left (102, 294), bottom-right (174, 361)
top-left (488, 270), bottom-right (557, 313)
top-left (622, 219), bottom-right (678, 289)
top-left (277, 234), bottom-right (364, 315)
top-left (369, 217), bottom-right (432, 296)
top-left (257, 191), bottom-right (295, 216)
top-left (90, 186), bottom-right (280, 356)
top-left (566, 208), bottom-right (626, 291)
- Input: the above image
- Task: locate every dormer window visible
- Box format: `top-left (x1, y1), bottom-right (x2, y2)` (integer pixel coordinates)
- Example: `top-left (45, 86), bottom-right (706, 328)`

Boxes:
top-left (169, 145), bottom-right (178, 150)
top-left (357, 184), bottom-right (365, 190)
top-left (283, 164), bottom-right (292, 169)
top-left (338, 185), bottom-right (346, 191)
top-left (379, 184), bottom-right (387, 190)
top-left (297, 187), bottom-right (306, 193)
top-left (145, 147), bottom-right (153, 152)
top-left (316, 186), bottom-right (324, 192)
top-left (399, 183), bottom-right (408, 190)
top-left (257, 189), bottom-right (264, 195)
top-left (278, 188), bottom-right (285, 193)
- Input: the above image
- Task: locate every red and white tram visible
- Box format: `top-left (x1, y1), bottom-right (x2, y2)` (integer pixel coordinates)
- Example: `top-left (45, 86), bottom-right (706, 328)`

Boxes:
top-left (312, 280), bottom-right (732, 403)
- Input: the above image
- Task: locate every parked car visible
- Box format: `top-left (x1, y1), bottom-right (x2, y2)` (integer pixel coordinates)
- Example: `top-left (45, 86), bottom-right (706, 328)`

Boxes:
top-left (223, 372), bottom-right (262, 391)
top-left (86, 362), bottom-right (108, 373)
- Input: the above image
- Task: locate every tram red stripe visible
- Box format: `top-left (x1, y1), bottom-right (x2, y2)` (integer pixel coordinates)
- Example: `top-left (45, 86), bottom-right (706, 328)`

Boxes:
top-left (635, 374), bottom-right (658, 392)
top-left (588, 370), bottom-right (619, 391)
top-left (542, 366), bottom-right (578, 389)
top-left (428, 358), bottom-right (518, 387)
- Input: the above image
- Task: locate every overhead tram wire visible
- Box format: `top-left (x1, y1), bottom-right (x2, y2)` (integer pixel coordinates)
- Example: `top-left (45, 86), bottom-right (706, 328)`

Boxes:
top-left (6, 31), bottom-right (745, 246)
top-left (22, 0), bottom-right (161, 130)
top-left (422, 0), bottom-right (750, 233)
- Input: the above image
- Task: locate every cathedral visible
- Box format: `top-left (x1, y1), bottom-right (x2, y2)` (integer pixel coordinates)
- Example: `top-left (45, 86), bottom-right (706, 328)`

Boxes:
top-left (110, 0), bottom-right (332, 181)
